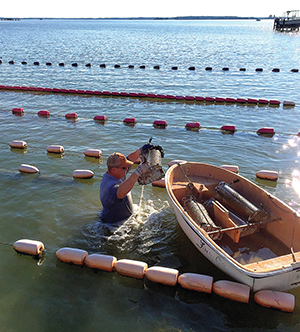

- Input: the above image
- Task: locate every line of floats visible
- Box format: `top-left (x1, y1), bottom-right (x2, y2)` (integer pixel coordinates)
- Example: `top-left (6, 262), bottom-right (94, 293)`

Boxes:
top-left (9, 138), bottom-right (280, 182)
top-left (2, 84), bottom-right (296, 109)
top-left (12, 239), bottom-right (295, 312)
top-left (10, 107), bottom-right (300, 138)
top-left (1, 60), bottom-right (300, 73)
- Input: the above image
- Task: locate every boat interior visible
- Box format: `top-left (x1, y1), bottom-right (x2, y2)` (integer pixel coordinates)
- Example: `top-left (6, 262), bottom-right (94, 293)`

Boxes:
top-left (169, 164), bottom-right (300, 272)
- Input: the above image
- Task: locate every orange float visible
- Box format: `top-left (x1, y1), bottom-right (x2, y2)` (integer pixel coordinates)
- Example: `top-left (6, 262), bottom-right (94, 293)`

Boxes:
top-left (47, 145), bottom-right (64, 154)
top-left (256, 170), bottom-right (278, 181)
top-left (10, 140), bottom-right (27, 149)
top-left (145, 266), bottom-right (179, 286)
top-left (19, 164), bottom-right (39, 173)
top-left (219, 165), bottom-right (239, 173)
top-left (56, 247), bottom-right (88, 265)
top-left (73, 170), bottom-right (94, 179)
top-left (213, 280), bottom-right (250, 303)
top-left (114, 259), bottom-right (148, 279)
top-left (254, 290), bottom-right (295, 312)
top-left (84, 149), bottom-right (102, 158)
top-left (13, 239), bottom-right (44, 256)
top-left (84, 254), bottom-right (117, 272)
top-left (178, 273), bottom-right (213, 293)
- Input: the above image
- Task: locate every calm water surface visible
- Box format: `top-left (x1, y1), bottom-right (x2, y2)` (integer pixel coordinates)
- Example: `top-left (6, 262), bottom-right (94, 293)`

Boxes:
top-left (1, 19), bottom-right (300, 331)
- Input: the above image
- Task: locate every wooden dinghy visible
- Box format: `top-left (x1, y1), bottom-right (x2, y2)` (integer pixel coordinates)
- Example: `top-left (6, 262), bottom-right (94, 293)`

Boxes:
top-left (165, 162), bottom-right (300, 292)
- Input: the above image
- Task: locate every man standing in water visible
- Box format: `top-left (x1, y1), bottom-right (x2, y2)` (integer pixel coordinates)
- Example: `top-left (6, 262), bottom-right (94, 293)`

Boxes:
top-left (100, 148), bottom-right (149, 225)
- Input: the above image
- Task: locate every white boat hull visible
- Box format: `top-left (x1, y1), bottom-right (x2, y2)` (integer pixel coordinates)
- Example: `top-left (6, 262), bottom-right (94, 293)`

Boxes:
top-left (166, 162), bottom-right (300, 292)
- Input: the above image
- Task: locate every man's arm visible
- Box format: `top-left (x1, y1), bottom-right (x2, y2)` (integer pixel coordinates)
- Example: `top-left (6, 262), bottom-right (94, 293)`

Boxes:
top-left (127, 148), bottom-right (141, 163)
top-left (117, 172), bottom-right (139, 199)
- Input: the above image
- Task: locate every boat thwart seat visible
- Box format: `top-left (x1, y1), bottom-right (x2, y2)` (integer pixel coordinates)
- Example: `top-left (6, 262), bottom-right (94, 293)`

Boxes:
top-left (244, 251), bottom-right (300, 272)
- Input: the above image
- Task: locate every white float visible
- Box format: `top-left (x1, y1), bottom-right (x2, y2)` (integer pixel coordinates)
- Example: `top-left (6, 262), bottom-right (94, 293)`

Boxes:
top-left (19, 164), bottom-right (39, 173)
top-left (13, 239), bottom-right (44, 256)
top-left (73, 169), bottom-right (94, 179)
top-left (254, 290), bottom-right (295, 312)
top-left (178, 273), bottom-right (213, 293)
top-left (114, 259), bottom-right (148, 279)
top-left (47, 145), bottom-right (64, 154)
top-left (256, 170), bottom-right (279, 181)
top-left (219, 165), bottom-right (239, 174)
top-left (10, 140), bottom-right (27, 149)
top-left (283, 100), bottom-right (296, 107)
top-left (145, 266), bottom-right (179, 286)
top-left (168, 160), bottom-right (187, 167)
top-left (84, 254), bottom-right (117, 272)
top-left (212, 280), bottom-right (250, 303)
top-left (56, 247), bottom-right (88, 266)
top-left (84, 149), bottom-right (102, 158)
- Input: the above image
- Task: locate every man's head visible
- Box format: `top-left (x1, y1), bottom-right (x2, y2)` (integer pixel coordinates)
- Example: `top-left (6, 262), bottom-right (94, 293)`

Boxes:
top-left (107, 152), bottom-right (133, 178)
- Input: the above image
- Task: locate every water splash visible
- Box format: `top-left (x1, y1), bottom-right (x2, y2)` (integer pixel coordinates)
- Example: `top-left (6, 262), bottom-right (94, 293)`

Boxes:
top-left (80, 198), bottom-right (177, 262)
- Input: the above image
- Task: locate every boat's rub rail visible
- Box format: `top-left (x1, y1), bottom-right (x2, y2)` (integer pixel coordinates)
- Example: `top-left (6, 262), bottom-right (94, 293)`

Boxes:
top-left (244, 251), bottom-right (300, 272)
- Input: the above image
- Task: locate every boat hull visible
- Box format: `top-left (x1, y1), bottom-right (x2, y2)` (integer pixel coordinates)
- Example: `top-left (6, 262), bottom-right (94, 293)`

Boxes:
top-left (166, 162), bottom-right (300, 292)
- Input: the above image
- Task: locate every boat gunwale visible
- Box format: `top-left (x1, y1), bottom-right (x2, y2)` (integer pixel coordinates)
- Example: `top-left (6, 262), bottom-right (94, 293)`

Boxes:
top-left (165, 162), bottom-right (299, 280)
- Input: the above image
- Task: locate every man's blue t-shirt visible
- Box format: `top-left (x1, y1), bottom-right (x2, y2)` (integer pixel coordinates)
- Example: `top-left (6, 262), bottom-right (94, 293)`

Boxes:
top-left (99, 172), bottom-right (133, 224)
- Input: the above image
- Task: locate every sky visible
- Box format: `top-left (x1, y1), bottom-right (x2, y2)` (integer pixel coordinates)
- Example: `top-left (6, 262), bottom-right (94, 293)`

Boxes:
top-left (1, 1), bottom-right (299, 19)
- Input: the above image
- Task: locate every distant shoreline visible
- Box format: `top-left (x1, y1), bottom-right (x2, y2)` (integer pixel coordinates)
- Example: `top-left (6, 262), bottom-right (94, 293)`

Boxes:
top-left (0, 16), bottom-right (274, 21)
